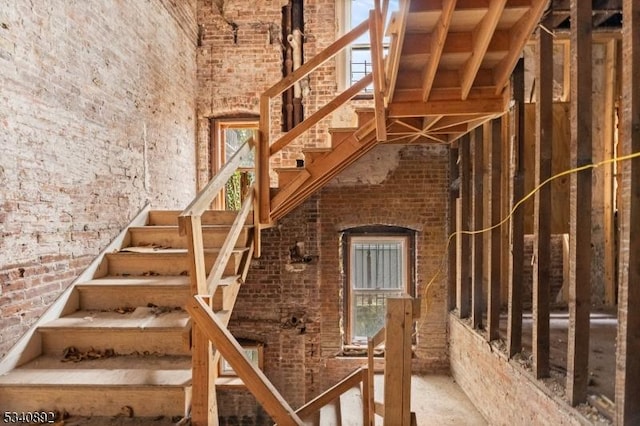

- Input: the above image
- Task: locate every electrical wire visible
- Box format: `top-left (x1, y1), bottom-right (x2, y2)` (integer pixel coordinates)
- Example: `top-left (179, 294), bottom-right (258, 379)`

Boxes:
top-left (421, 149), bottom-right (640, 315)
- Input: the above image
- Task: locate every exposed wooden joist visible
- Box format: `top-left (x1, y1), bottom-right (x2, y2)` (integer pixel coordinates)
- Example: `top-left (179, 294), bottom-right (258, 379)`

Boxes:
top-left (532, 23), bottom-right (553, 379)
top-left (457, 133), bottom-right (472, 318)
top-left (385, 1), bottom-right (411, 104)
top-left (387, 95), bottom-right (507, 117)
top-left (471, 126), bottom-right (484, 329)
top-left (507, 58), bottom-right (525, 358)
top-left (616, 0), bottom-right (640, 423)
top-left (493, 0), bottom-right (549, 95)
top-left (410, 0), bottom-right (532, 13)
top-left (421, 0), bottom-right (457, 101)
top-left (567, 0), bottom-right (592, 406)
top-left (403, 30), bottom-right (510, 57)
top-left (487, 117), bottom-right (502, 341)
top-left (459, 0), bottom-right (507, 100)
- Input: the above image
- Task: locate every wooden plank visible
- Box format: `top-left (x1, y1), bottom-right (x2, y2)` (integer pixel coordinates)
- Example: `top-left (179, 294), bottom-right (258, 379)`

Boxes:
top-left (362, 366), bottom-right (373, 426)
top-left (190, 324), bottom-right (217, 426)
top-left (603, 39), bottom-right (617, 306)
top-left (264, 20), bottom-right (369, 98)
top-left (471, 126), bottom-right (484, 329)
top-left (258, 97), bottom-right (271, 224)
top-left (384, 1), bottom-right (410, 104)
top-left (532, 25), bottom-right (552, 379)
top-left (493, 0), bottom-right (549, 95)
top-left (369, 9), bottom-right (387, 141)
top-left (387, 96), bottom-right (507, 117)
top-left (448, 146), bottom-right (459, 311)
top-left (421, 0), bottom-right (457, 101)
top-left (458, 134), bottom-right (471, 318)
top-left (206, 191), bottom-right (254, 295)
top-left (616, 0), bottom-right (640, 422)
top-left (567, 0), bottom-right (593, 406)
top-left (487, 117), bottom-right (502, 341)
top-left (186, 297), bottom-right (302, 425)
top-left (180, 215), bottom-right (207, 295)
top-left (296, 368), bottom-right (363, 421)
top-left (383, 297), bottom-right (412, 426)
top-left (507, 58), bottom-right (525, 358)
top-left (459, 0), bottom-right (507, 100)
top-left (270, 74), bottom-right (373, 156)
top-left (500, 112), bottom-right (510, 309)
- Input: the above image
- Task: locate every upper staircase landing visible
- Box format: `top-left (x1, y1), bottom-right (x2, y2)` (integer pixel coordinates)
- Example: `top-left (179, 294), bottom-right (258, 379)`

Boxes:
top-left (383, 0), bottom-right (547, 144)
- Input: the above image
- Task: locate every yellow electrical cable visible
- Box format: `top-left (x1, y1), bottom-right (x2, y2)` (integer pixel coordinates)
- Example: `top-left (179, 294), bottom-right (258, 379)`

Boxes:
top-left (421, 150), bottom-right (640, 314)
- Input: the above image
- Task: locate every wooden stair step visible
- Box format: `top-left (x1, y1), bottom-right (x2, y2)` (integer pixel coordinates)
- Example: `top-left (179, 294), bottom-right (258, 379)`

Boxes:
top-left (0, 355), bottom-right (191, 416)
top-left (37, 308), bottom-right (191, 356)
top-left (355, 108), bottom-right (374, 128)
top-left (76, 276), bottom-right (191, 310)
top-left (339, 386), bottom-right (364, 426)
top-left (104, 248), bottom-right (246, 276)
top-left (128, 225), bottom-right (252, 249)
top-left (303, 147), bottom-right (333, 165)
top-left (148, 210), bottom-right (253, 226)
top-left (329, 127), bottom-right (356, 148)
top-left (275, 167), bottom-right (307, 188)
top-left (211, 275), bottom-right (242, 311)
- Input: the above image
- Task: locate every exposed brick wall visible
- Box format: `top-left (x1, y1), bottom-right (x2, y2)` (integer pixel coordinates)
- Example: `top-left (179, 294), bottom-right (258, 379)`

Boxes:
top-left (0, 0), bottom-right (198, 358)
top-left (223, 143), bottom-right (450, 421)
top-left (522, 234), bottom-right (566, 309)
top-left (449, 315), bottom-right (587, 426)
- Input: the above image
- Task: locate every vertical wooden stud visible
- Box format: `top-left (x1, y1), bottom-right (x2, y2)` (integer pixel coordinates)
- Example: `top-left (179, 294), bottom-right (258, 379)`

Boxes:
top-left (449, 146), bottom-right (459, 311)
top-left (488, 117), bottom-right (502, 341)
top-left (567, 0), bottom-right (592, 406)
top-left (508, 58), bottom-right (525, 358)
top-left (458, 134), bottom-right (472, 318)
top-left (472, 126), bottom-right (484, 329)
top-left (191, 324), bottom-right (218, 426)
top-left (603, 39), bottom-right (617, 306)
top-left (616, 0), bottom-right (640, 423)
top-left (384, 297), bottom-right (412, 426)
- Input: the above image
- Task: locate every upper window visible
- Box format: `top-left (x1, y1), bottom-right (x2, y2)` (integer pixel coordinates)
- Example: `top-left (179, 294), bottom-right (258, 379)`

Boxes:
top-left (343, 226), bottom-right (415, 345)
top-left (341, 0), bottom-right (398, 93)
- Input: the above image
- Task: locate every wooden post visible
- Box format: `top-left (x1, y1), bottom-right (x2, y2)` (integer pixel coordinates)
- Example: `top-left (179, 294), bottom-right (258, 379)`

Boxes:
top-left (458, 134), bottom-right (472, 318)
top-left (603, 39), bottom-right (617, 306)
top-left (472, 126), bottom-right (484, 329)
top-left (532, 23), bottom-right (553, 379)
top-left (616, 0), bottom-right (640, 423)
top-left (487, 117), bottom-right (502, 341)
top-left (448, 145), bottom-right (459, 311)
top-left (383, 297), bottom-right (412, 426)
top-left (258, 95), bottom-right (271, 224)
top-left (191, 324), bottom-right (218, 426)
top-left (567, 0), bottom-right (592, 406)
top-left (508, 58), bottom-right (525, 358)
top-left (181, 215), bottom-right (208, 295)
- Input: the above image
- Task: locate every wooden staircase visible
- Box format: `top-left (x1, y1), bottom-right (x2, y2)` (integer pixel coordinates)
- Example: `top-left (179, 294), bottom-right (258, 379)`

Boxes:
top-left (0, 209), bottom-right (254, 420)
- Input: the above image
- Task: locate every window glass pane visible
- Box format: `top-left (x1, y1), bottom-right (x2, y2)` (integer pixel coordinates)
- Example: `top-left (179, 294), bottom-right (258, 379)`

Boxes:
top-left (224, 127), bottom-right (255, 167)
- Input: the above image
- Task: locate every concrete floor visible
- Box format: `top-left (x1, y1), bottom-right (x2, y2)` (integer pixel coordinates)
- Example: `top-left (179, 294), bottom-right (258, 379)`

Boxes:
top-left (374, 375), bottom-right (486, 425)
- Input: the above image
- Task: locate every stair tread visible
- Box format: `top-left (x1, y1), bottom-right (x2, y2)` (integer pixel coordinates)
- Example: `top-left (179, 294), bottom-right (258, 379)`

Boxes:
top-left (302, 147), bottom-right (333, 152)
top-left (114, 247), bottom-right (248, 254)
top-left (0, 368), bottom-right (191, 386)
top-left (40, 308), bottom-right (189, 330)
top-left (274, 167), bottom-right (306, 172)
top-left (328, 127), bottom-right (357, 133)
top-left (130, 224), bottom-right (253, 231)
top-left (78, 276), bottom-right (190, 286)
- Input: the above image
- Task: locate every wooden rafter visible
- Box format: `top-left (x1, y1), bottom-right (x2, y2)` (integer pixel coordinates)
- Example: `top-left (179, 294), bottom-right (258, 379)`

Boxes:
top-left (493, 0), bottom-right (549, 94)
top-left (421, 0), bottom-right (457, 101)
top-left (370, 8), bottom-right (387, 141)
top-left (460, 0), bottom-right (507, 100)
top-left (384, 1), bottom-right (411, 104)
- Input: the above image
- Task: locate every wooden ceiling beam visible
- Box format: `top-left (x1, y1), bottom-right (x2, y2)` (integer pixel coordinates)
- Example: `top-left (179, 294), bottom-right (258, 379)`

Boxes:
top-left (403, 30), bottom-right (510, 56)
top-left (384, 1), bottom-right (411, 104)
top-left (421, 0), bottom-right (457, 101)
top-left (410, 0), bottom-right (532, 12)
top-left (493, 0), bottom-right (548, 95)
top-left (388, 96), bottom-right (507, 117)
top-left (459, 0), bottom-right (507, 100)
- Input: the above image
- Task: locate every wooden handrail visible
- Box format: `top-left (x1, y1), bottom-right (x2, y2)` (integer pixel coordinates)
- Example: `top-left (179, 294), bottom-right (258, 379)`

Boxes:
top-left (179, 137), bottom-right (254, 223)
top-left (270, 73), bottom-right (374, 155)
top-left (295, 368), bottom-right (366, 420)
top-left (187, 296), bottom-right (303, 425)
top-left (263, 19), bottom-right (370, 98)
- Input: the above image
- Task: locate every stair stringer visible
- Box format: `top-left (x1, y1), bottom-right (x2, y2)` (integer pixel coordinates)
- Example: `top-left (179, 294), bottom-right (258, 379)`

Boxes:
top-left (270, 118), bottom-right (378, 221)
top-left (0, 204), bottom-right (151, 375)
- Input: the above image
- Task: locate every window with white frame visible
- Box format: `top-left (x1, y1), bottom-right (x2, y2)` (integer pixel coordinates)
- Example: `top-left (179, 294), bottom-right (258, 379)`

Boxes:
top-left (343, 227), bottom-right (414, 345)
top-left (219, 344), bottom-right (263, 377)
top-left (339, 0), bottom-right (399, 93)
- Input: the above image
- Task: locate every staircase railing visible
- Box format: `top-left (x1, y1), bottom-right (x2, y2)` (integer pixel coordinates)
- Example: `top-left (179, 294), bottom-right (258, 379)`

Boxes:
top-left (256, 2), bottom-right (391, 225)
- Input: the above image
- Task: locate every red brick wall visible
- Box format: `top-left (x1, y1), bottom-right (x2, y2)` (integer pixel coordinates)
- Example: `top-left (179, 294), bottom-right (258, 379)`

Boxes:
top-left (449, 315), bottom-right (586, 426)
top-left (223, 144), bottom-right (450, 422)
top-left (0, 0), bottom-right (198, 358)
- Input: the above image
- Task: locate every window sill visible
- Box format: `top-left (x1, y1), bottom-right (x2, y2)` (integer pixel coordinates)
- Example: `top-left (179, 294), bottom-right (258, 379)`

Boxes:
top-left (215, 376), bottom-right (247, 389)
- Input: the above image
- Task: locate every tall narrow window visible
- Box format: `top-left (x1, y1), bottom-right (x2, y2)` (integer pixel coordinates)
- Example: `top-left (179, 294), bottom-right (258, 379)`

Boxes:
top-left (210, 118), bottom-right (257, 210)
top-left (343, 227), bottom-right (414, 345)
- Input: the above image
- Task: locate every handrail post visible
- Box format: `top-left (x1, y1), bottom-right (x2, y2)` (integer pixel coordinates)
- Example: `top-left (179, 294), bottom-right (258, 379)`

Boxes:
top-left (362, 367), bottom-right (373, 426)
top-left (258, 95), bottom-right (271, 224)
top-left (180, 215), bottom-right (208, 295)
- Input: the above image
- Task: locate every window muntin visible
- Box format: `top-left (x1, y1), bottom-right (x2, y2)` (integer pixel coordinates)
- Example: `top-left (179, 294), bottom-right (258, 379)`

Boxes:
top-left (346, 233), bottom-right (411, 344)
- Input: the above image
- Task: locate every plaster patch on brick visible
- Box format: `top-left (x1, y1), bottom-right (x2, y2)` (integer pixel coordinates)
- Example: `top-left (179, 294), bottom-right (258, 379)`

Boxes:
top-left (328, 144), bottom-right (401, 186)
